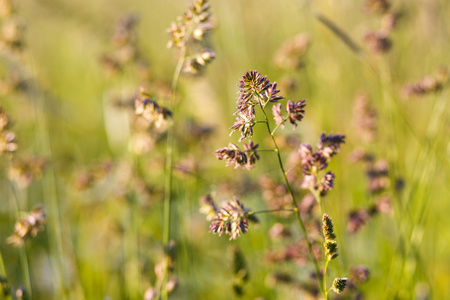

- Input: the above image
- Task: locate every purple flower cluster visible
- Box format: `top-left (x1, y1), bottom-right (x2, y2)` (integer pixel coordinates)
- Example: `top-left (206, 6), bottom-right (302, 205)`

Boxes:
top-left (272, 99), bottom-right (306, 129)
top-left (299, 133), bottom-right (345, 196)
top-left (209, 197), bottom-right (258, 240)
top-left (231, 71), bottom-right (283, 141)
top-left (214, 141), bottom-right (259, 170)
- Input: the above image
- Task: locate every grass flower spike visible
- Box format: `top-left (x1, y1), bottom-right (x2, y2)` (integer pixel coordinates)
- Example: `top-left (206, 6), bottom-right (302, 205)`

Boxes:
top-left (210, 197), bottom-right (258, 240)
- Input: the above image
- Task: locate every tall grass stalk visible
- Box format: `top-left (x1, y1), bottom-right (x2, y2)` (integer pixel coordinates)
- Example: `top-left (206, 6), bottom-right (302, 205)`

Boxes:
top-left (161, 32), bottom-right (188, 300)
top-left (255, 92), bottom-right (325, 298)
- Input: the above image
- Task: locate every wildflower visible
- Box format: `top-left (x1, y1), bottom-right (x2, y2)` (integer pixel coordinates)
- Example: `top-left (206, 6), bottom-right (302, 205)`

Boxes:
top-left (364, 30), bottom-right (392, 55)
top-left (273, 33), bottom-right (310, 70)
top-left (209, 197), bottom-right (257, 240)
top-left (286, 100), bottom-right (306, 129)
top-left (302, 152), bottom-right (328, 176)
top-left (272, 103), bottom-right (284, 128)
top-left (322, 214), bottom-right (336, 241)
top-left (183, 48), bottom-right (216, 74)
top-left (324, 240), bottom-right (338, 260)
top-left (332, 277), bottom-right (348, 294)
top-left (322, 214), bottom-right (339, 260)
top-left (8, 155), bottom-right (47, 188)
top-left (167, 0), bottom-right (212, 49)
top-left (215, 142), bottom-right (259, 170)
top-left (263, 81), bottom-right (283, 103)
top-left (230, 113), bottom-right (255, 142)
top-left (317, 132), bottom-right (346, 159)
top-left (319, 171), bottom-right (335, 196)
top-left (243, 140), bottom-right (260, 168)
top-left (238, 70), bottom-right (271, 104)
top-left (135, 90), bottom-right (172, 128)
top-left (7, 205), bottom-right (46, 247)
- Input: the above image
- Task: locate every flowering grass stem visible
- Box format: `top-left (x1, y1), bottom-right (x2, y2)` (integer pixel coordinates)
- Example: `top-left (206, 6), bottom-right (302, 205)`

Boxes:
top-left (161, 34), bottom-right (188, 300)
top-left (256, 93), bottom-right (325, 297)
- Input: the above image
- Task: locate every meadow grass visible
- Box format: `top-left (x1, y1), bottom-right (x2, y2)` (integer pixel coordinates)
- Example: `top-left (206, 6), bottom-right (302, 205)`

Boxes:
top-left (0, 0), bottom-right (449, 299)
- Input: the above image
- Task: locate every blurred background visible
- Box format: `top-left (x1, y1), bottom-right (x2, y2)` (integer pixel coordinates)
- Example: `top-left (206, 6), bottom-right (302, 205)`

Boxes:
top-left (0, 0), bottom-right (449, 299)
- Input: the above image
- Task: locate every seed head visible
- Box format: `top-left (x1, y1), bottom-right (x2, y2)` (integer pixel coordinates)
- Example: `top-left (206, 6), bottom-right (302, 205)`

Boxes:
top-left (319, 171), bottom-right (335, 196)
top-left (324, 239), bottom-right (338, 260)
top-left (286, 99), bottom-right (306, 129)
top-left (317, 132), bottom-right (346, 159)
top-left (183, 49), bottom-right (216, 74)
top-left (167, 0), bottom-right (212, 48)
top-left (135, 89), bottom-right (172, 128)
top-left (7, 205), bottom-right (46, 247)
top-left (209, 197), bottom-right (257, 240)
top-left (322, 213), bottom-right (336, 241)
top-left (332, 277), bottom-right (348, 294)
top-left (215, 142), bottom-right (259, 170)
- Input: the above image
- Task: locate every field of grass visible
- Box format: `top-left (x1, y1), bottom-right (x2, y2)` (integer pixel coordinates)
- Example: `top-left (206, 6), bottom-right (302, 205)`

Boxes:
top-left (0, 0), bottom-right (449, 299)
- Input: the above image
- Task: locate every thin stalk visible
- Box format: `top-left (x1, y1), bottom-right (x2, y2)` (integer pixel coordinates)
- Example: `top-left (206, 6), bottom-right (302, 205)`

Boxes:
top-left (10, 182), bottom-right (32, 299)
top-left (270, 119), bottom-right (285, 136)
top-left (161, 42), bottom-right (187, 300)
top-left (249, 208), bottom-right (296, 215)
top-left (256, 94), bottom-right (325, 297)
top-left (310, 185), bottom-right (324, 217)
top-left (323, 259), bottom-right (330, 299)
top-left (248, 149), bottom-right (277, 152)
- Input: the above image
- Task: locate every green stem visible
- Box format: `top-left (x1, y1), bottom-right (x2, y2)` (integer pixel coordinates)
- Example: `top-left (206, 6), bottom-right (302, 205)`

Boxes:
top-left (310, 185), bottom-right (324, 217)
top-left (270, 120), bottom-right (285, 136)
top-left (249, 208), bottom-right (296, 215)
top-left (161, 42), bottom-right (187, 300)
top-left (256, 94), bottom-right (325, 297)
top-left (324, 259), bottom-right (330, 299)
top-left (247, 149), bottom-right (276, 152)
